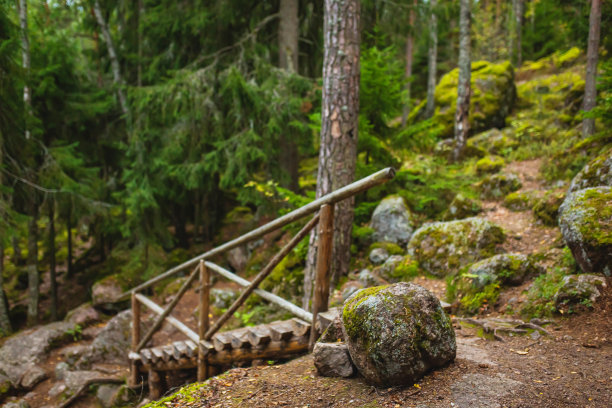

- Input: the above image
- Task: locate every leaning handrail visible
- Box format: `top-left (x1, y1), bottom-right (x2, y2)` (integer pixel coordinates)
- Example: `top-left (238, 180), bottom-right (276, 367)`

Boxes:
top-left (119, 166), bottom-right (395, 299)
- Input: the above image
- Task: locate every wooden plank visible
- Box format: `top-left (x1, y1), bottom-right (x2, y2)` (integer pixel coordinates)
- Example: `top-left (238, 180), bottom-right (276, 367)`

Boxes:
top-left (185, 340), bottom-right (198, 357)
top-left (161, 345), bottom-right (175, 362)
top-left (128, 351), bottom-right (141, 362)
top-left (140, 349), bottom-right (153, 365)
top-left (173, 341), bottom-right (188, 359)
top-left (121, 167), bottom-right (395, 298)
top-left (310, 204), bottom-right (334, 348)
top-left (130, 292), bottom-right (142, 387)
top-left (151, 347), bottom-right (164, 363)
top-left (135, 267), bottom-right (199, 351)
top-left (205, 262), bottom-right (313, 323)
top-left (290, 318), bottom-right (311, 337)
top-left (199, 340), bottom-right (214, 355)
top-left (198, 260), bottom-right (210, 382)
top-left (134, 294), bottom-right (200, 344)
top-left (204, 214), bottom-right (320, 340)
top-left (269, 320), bottom-right (294, 341)
top-left (247, 326), bottom-right (271, 347)
top-left (212, 332), bottom-right (233, 352)
top-left (229, 328), bottom-right (251, 349)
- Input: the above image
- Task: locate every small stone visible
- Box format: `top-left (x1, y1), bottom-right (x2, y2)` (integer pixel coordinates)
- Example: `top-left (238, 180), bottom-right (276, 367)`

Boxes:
top-left (48, 383), bottom-right (67, 398)
top-left (370, 196), bottom-right (415, 245)
top-left (369, 247), bottom-right (390, 265)
top-left (64, 304), bottom-right (101, 327)
top-left (20, 365), bottom-right (47, 389)
top-left (313, 342), bottom-right (355, 378)
top-left (55, 362), bottom-right (70, 380)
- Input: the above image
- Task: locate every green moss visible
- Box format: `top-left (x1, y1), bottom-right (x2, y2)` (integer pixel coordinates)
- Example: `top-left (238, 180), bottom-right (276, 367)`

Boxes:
top-left (503, 191), bottom-right (536, 211)
top-left (369, 242), bottom-right (404, 256)
top-left (441, 193), bottom-right (482, 221)
top-left (459, 282), bottom-right (501, 315)
top-left (476, 173), bottom-right (522, 199)
top-left (476, 155), bottom-right (505, 174)
top-left (388, 256), bottom-right (421, 281)
top-left (342, 285), bottom-right (389, 339)
top-left (532, 190), bottom-right (565, 226)
top-left (553, 47), bottom-right (581, 68)
top-left (353, 225), bottom-right (375, 247)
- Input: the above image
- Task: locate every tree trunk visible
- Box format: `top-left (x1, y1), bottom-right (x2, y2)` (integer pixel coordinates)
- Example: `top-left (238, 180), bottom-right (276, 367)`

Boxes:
top-left (582, 0), bottom-right (601, 138)
top-left (279, 0), bottom-right (299, 72)
top-left (514, 0), bottom-right (524, 66)
top-left (27, 203), bottom-right (39, 326)
top-left (425, 0), bottom-right (438, 118)
top-left (67, 206), bottom-right (73, 278)
top-left (401, 0), bottom-right (417, 127)
top-left (93, 0), bottom-right (130, 119)
top-left (278, 0), bottom-right (300, 191)
top-left (137, 0), bottom-right (143, 87)
top-left (18, 0), bottom-right (31, 140)
top-left (303, 0), bottom-right (360, 310)
top-left (0, 244), bottom-right (12, 335)
top-left (48, 200), bottom-right (57, 321)
top-left (453, 0), bottom-right (471, 162)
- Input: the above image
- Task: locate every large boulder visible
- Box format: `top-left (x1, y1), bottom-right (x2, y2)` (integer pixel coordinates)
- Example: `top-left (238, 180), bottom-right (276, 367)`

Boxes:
top-left (532, 190), bottom-right (565, 226)
top-left (76, 310), bottom-right (134, 368)
top-left (91, 275), bottom-right (125, 311)
top-left (370, 196), bottom-right (415, 245)
top-left (477, 173), bottom-right (522, 199)
top-left (433, 61), bottom-right (516, 138)
top-left (342, 283), bottom-right (456, 386)
top-left (376, 255), bottom-right (420, 283)
top-left (441, 194), bottom-right (482, 221)
top-left (0, 321), bottom-right (75, 391)
top-left (467, 128), bottom-right (518, 155)
top-left (568, 148), bottom-right (612, 193)
top-left (559, 187), bottom-right (612, 276)
top-left (407, 218), bottom-right (505, 278)
top-left (554, 274), bottom-right (607, 309)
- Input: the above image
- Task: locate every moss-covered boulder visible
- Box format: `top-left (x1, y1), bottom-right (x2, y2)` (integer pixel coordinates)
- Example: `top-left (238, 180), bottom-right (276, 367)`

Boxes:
top-left (342, 283), bottom-right (456, 386)
top-left (476, 155), bottom-right (505, 174)
top-left (375, 255), bottom-right (420, 283)
top-left (559, 187), bottom-right (612, 276)
top-left (434, 138), bottom-right (486, 160)
top-left (407, 218), bottom-right (506, 278)
top-left (467, 128), bottom-right (518, 155)
top-left (450, 254), bottom-right (541, 314)
top-left (568, 148), bottom-right (612, 193)
top-left (533, 190), bottom-right (566, 226)
top-left (91, 275), bottom-right (127, 311)
top-left (553, 274), bottom-right (607, 310)
top-left (477, 173), bottom-right (522, 199)
top-left (441, 193), bottom-right (482, 221)
top-left (370, 196), bottom-right (415, 245)
top-left (434, 61), bottom-right (516, 138)
top-left (503, 190), bottom-right (538, 211)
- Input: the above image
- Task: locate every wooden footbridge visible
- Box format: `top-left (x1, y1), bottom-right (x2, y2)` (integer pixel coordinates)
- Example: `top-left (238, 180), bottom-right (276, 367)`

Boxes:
top-left (121, 168), bottom-right (395, 399)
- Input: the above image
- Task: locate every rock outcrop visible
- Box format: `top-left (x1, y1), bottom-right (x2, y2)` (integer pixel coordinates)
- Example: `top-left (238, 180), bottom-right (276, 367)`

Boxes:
top-left (408, 218), bottom-right (505, 278)
top-left (568, 148), bottom-right (612, 193)
top-left (370, 196), bottom-right (415, 245)
top-left (342, 283), bottom-right (456, 386)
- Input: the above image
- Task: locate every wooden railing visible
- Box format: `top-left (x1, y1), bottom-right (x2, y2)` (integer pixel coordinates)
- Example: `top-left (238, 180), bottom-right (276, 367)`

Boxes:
top-left (125, 167), bottom-right (395, 386)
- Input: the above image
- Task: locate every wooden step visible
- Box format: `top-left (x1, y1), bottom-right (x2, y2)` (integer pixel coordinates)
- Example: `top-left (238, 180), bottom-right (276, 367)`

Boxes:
top-left (213, 332), bottom-right (233, 352)
top-left (290, 318), bottom-right (311, 337)
top-left (247, 326), bottom-right (271, 347)
top-left (269, 320), bottom-right (295, 341)
top-left (229, 328), bottom-right (251, 349)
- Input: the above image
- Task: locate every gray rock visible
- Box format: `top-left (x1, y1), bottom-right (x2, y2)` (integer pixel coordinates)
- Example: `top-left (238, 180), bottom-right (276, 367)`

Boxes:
top-left (55, 362), bottom-right (70, 380)
top-left (461, 254), bottom-right (540, 289)
top-left (467, 128), bottom-right (518, 155)
top-left (319, 314), bottom-right (346, 343)
top-left (477, 173), bottom-right (522, 199)
top-left (210, 288), bottom-right (239, 310)
top-left (368, 247), bottom-right (390, 265)
top-left (0, 372), bottom-right (12, 399)
top-left (76, 310), bottom-right (133, 368)
top-left (227, 246), bottom-right (249, 272)
top-left (442, 194), bottom-right (482, 221)
top-left (313, 342), bottom-right (355, 378)
top-left (568, 148), bottom-right (612, 193)
top-left (370, 196), bottom-right (415, 245)
top-left (407, 218), bottom-right (505, 278)
top-left (377, 255), bottom-right (404, 282)
top-left (558, 187), bottom-right (612, 275)
top-left (341, 281), bottom-right (364, 302)
top-left (64, 303), bottom-right (101, 327)
top-left (3, 399), bottom-right (30, 408)
top-left (92, 276), bottom-right (124, 310)
top-left (96, 384), bottom-right (127, 408)
top-left (61, 344), bottom-right (89, 366)
top-left (357, 269), bottom-right (383, 287)
top-left (20, 365), bottom-right (47, 389)
top-left (48, 382), bottom-right (67, 398)
top-left (554, 274), bottom-right (607, 308)
top-left (342, 283), bottom-right (456, 386)
top-left (0, 321), bottom-right (75, 387)
top-left (63, 370), bottom-right (107, 393)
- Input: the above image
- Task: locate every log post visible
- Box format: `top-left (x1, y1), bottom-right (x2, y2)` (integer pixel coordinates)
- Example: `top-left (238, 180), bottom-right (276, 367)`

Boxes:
top-left (309, 204), bottom-right (334, 348)
top-left (197, 260), bottom-right (210, 381)
top-left (148, 369), bottom-right (165, 400)
top-left (130, 292), bottom-right (141, 387)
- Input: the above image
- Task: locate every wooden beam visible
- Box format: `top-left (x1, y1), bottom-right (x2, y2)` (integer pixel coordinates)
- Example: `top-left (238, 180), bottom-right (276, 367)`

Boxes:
top-left (134, 293), bottom-right (199, 344)
top-left (198, 260), bottom-right (210, 381)
top-left (205, 261), bottom-right (313, 322)
top-left (129, 293), bottom-right (141, 387)
top-left (204, 214), bottom-right (320, 340)
top-left (122, 167), bottom-right (395, 297)
top-left (135, 266), bottom-right (199, 351)
top-left (310, 204), bottom-right (334, 348)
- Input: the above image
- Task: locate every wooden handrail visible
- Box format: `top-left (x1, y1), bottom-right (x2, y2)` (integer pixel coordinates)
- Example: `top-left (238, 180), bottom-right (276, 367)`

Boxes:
top-left (204, 261), bottom-right (313, 323)
top-left (204, 213), bottom-right (320, 340)
top-left (134, 293), bottom-right (200, 344)
top-left (120, 167), bottom-right (395, 298)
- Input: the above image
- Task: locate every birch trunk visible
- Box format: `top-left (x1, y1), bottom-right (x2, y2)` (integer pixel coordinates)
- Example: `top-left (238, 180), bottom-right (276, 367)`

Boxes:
top-left (93, 0), bottom-right (130, 119)
top-left (18, 0), bottom-right (31, 140)
top-left (582, 0), bottom-right (601, 138)
top-left (303, 0), bottom-right (360, 310)
top-left (425, 0), bottom-right (438, 118)
top-left (453, 0), bottom-right (471, 161)
top-left (401, 0), bottom-right (417, 127)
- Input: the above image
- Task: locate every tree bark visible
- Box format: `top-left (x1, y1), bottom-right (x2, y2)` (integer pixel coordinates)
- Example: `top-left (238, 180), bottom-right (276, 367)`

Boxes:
top-left (425, 0), bottom-right (438, 119)
top-left (93, 0), bottom-right (130, 119)
top-left (401, 0), bottom-right (418, 127)
top-left (18, 0), bottom-right (31, 140)
top-left (453, 0), bottom-right (471, 162)
top-left (303, 0), bottom-right (360, 310)
top-left (48, 200), bottom-right (57, 321)
top-left (67, 205), bottom-right (73, 278)
top-left (514, 0), bottom-right (524, 66)
top-left (27, 202), bottom-right (39, 326)
top-left (278, 0), bottom-right (300, 191)
top-left (0, 244), bottom-right (12, 335)
top-left (582, 0), bottom-right (601, 138)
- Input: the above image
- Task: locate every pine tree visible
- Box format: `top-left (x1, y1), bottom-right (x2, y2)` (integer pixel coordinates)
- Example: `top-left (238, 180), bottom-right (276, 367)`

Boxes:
top-left (453, 0), bottom-right (471, 161)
